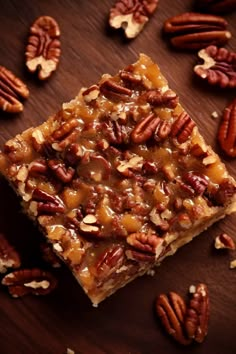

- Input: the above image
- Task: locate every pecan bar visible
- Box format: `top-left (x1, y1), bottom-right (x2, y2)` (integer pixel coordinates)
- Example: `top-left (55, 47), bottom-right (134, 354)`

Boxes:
top-left (0, 54), bottom-right (235, 305)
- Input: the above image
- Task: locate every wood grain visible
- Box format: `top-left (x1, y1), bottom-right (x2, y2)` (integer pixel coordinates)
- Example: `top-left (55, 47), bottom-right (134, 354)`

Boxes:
top-left (0, 1), bottom-right (236, 353)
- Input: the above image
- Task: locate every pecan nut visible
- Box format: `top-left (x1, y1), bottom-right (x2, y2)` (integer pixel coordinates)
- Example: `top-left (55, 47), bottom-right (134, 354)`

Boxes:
top-left (156, 292), bottom-right (192, 345)
top-left (0, 233), bottom-right (21, 273)
top-left (32, 188), bottom-right (65, 214)
top-left (93, 245), bottom-right (125, 279)
top-left (100, 79), bottom-right (132, 101)
top-left (126, 232), bottom-right (164, 261)
top-left (194, 46), bottom-right (236, 88)
top-left (2, 268), bottom-right (58, 297)
top-left (183, 172), bottom-right (209, 195)
top-left (163, 13), bottom-right (231, 50)
top-left (171, 112), bottom-right (196, 143)
top-left (214, 233), bottom-right (235, 250)
top-left (0, 66), bottom-right (29, 113)
top-left (185, 283), bottom-right (209, 343)
top-left (131, 114), bottom-right (160, 144)
top-left (109, 0), bottom-right (159, 38)
top-left (144, 89), bottom-right (179, 108)
top-left (218, 99), bottom-right (236, 157)
top-left (25, 16), bottom-right (61, 80)
top-left (48, 159), bottom-right (75, 183)
top-left (195, 0), bottom-right (236, 14)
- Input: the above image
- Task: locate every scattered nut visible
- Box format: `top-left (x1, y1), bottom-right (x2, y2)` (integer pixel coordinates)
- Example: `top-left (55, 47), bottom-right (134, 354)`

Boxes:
top-left (109, 0), bottom-right (159, 38)
top-left (214, 233), bottom-right (235, 250)
top-left (0, 66), bottom-right (29, 113)
top-left (25, 16), bottom-right (61, 79)
top-left (0, 233), bottom-right (21, 273)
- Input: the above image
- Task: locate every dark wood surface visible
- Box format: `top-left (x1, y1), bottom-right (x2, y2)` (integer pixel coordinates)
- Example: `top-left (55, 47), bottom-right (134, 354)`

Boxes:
top-left (0, 1), bottom-right (236, 353)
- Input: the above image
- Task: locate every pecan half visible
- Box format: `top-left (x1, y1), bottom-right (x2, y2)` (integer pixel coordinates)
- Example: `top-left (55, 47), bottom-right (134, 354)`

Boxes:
top-left (2, 268), bottom-right (58, 297)
top-left (218, 99), bottom-right (236, 157)
top-left (194, 46), bottom-right (236, 88)
top-left (163, 13), bottom-right (231, 50)
top-left (210, 179), bottom-right (236, 206)
top-left (195, 0), bottom-right (236, 14)
top-left (171, 112), bottom-right (196, 143)
top-left (102, 120), bottom-right (129, 144)
top-left (154, 120), bottom-right (172, 141)
top-left (25, 16), bottom-right (61, 80)
top-left (126, 232), bottom-right (164, 259)
top-left (185, 283), bottom-right (209, 343)
top-left (32, 188), bottom-right (65, 214)
top-left (214, 233), bottom-right (235, 250)
top-left (144, 89), bottom-right (179, 108)
top-left (48, 159), bottom-right (75, 183)
top-left (0, 233), bottom-right (21, 273)
top-left (109, 0), bottom-right (159, 38)
top-left (0, 66), bottom-right (29, 113)
top-left (131, 114), bottom-right (160, 144)
top-left (51, 118), bottom-right (80, 151)
top-left (93, 244), bottom-right (125, 279)
top-left (156, 292), bottom-right (192, 345)
top-left (183, 172), bottom-right (209, 195)
top-left (100, 79), bottom-right (132, 100)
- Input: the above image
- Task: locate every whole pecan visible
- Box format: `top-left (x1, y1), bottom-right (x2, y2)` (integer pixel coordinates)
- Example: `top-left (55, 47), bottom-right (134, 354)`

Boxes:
top-left (218, 99), bottom-right (236, 156)
top-left (109, 0), bottom-right (159, 38)
top-left (0, 66), bottom-right (29, 113)
top-left (0, 233), bottom-right (21, 273)
top-left (131, 113), bottom-right (160, 144)
top-left (194, 46), bottom-right (236, 88)
top-left (171, 112), bottom-right (196, 143)
top-left (185, 283), bottom-right (209, 343)
top-left (25, 16), bottom-right (61, 80)
top-left (163, 13), bottom-right (231, 50)
top-left (156, 292), bottom-right (192, 345)
top-left (102, 120), bottom-right (129, 144)
top-left (2, 268), bottom-right (58, 297)
top-left (32, 188), bottom-right (65, 214)
top-left (195, 0), bottom-right (236, 14)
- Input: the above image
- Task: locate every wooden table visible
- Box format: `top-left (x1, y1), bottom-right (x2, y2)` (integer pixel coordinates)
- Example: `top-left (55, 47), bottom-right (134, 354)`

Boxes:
top-left (0, 1), bottom-right (235, 353)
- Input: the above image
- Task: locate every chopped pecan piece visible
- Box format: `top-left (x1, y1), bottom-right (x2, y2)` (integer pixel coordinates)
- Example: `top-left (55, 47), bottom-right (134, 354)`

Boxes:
top-left (171, 112), bottom-right (196, 143)
top-left (194, 46), bottom-right (236, 88)
top-left (48, 159), bottom-right (75, 183)
top-left (195, 0), bottom-right (236, 14)
top-left (109, 0), bottom-right (159, 38)
top-left (2, 268), bottom-right (58, 297)
top-left (0, 66), bottom-right (29, 113)
top-left (214, 233), bottom-right (235, 250)
top-left (156, 292), bottom-right (192, 345)
top-left (154, 120), bottom-right (172, 141)
top-left (211, 179), bottom-right (236, 206)
top-left (163, 13), bottom-right (231, 50)
top-left (25, 16), bottom-right (61, 79)
top-left (102, 120), bottom-right (129, 145)
top-left (218, 99), bottom-right (236, 157)
top-left (185, 283), bottom-right (209, 343)
top-left (0, 233), bottom-right (21, 273)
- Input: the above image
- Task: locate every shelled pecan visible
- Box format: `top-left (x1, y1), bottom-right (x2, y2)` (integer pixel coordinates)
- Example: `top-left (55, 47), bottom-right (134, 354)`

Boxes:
top-left (195, 0), bottom-right (236, 14)
top-left (194, 46), bottom-right (236, 88)
top-left (185, 283), bottom-right (209, 343)
top-left (144, 89), bottom-right (179, 108)
top-left (0, 233), bottom-right (21, 273)
top-left (131, 114), bottom-right (160, 143)
top-left (218, 99), bottom-right (236, 157)
top-left (25, 16), bottom-right (61, 80)
top-left (0, 66), bottom-right (29, 113)
top-left (2, 268), bottom-right (58, 297)
top-left (156, 292), bottom-right (192, 345)
top-left (94, 245), bottom-right (125, 278)
top-left (100, 79), bottom-right (132, 101)
top-left (109, 0), bottom-right (159, 38)
top-left (163, 13), bottom-right (231, 50)
top-left (214, 233), bottom-right (235, 250)
top-left (31, 188), bottom-right (65, 214)
top-left (171, 112), bottom-right (196, 143)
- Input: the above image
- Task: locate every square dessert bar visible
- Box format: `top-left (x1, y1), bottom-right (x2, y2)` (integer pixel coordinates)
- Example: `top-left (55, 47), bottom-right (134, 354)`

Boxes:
top-left (0, 54), bottom-right (236, 305)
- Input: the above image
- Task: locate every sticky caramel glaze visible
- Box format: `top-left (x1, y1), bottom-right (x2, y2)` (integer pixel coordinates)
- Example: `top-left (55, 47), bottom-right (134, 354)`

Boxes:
top-left (0, 54), bottom-right (236, 305)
